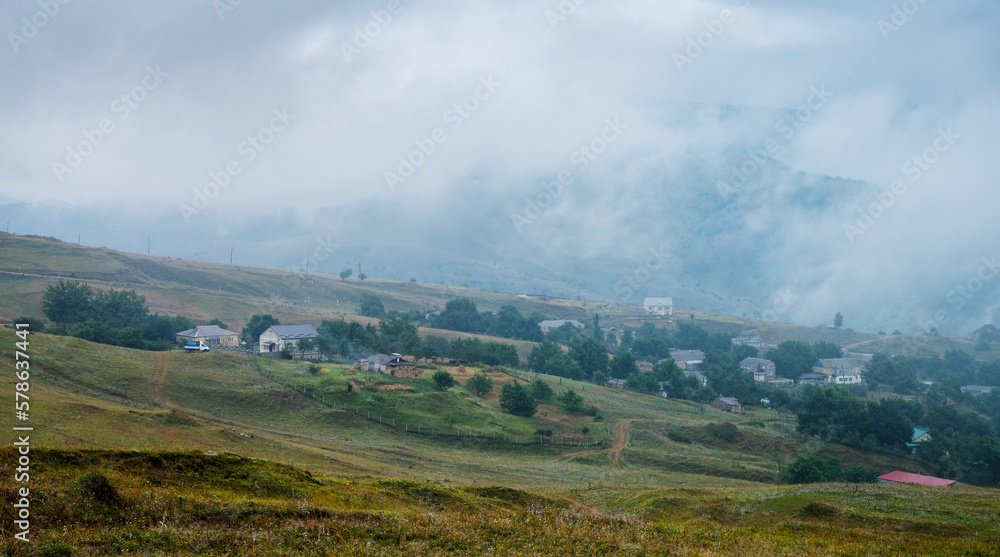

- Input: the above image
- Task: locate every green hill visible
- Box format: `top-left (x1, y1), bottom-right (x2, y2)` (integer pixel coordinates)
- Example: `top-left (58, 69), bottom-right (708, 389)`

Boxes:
top-left (1, 231), bottom-right (987, 359)
top-left (2, 233), bottom-right (998, 553)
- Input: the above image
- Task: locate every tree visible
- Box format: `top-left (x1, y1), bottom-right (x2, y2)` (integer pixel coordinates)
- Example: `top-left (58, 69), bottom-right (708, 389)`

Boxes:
top-left (359, 293), bottom-right (387, 318)
top-left (768, 340), bottom-right (818, 379)
top-left (377, 317), bottom-right (420, 355)
top-left (42, 280), bottom-right (93, 324)
top-left (591, 314), bottom-right (603, 343)
top-left (609, 351), bottom-right (638, 379)
top-left (499, 382), bottom-right (537, 417)
top-left (358, 272), bottom-right (367, 281)
top-left (625, 372), bottom-right (660, 394)
top-left (208, 318), bottom-right (229, 330)
top-left (340, 268), bottom-right (353, 281)
top-left (834, 312), bottom-right (844, 329)
top-left (296, 337), bottom-right (316, 359)
top-left (431, 298), bottom-right (481, 333)
top-left (559, 389), bottom-right (585, 412)
top-left (812, 341), bottom-right (843, 359)
top-left (14, 316), bottom-right (46, 333)
top-left (242, 314), bottom-right (280, 349)
top-left (785, 454), bottom-right (843, 483)
top-left (531, 378), bottom-right (554, 401)
top-left (569, 336), bottom-right (608, 378)
top-left (467, 371), bottom-right (493, 396)
top-left (432, 370), bottom-right (456, 391)
top-left (528, 341), bottom-right (563, 374)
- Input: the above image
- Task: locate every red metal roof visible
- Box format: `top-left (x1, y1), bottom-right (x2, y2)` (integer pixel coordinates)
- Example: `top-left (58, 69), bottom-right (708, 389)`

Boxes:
top-left (878, 471), bottom-right (955, 487)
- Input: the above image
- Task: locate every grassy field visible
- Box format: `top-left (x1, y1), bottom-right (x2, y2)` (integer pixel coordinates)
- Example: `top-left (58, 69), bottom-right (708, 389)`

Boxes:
top-left (0, 448), bottom-right (997, 556)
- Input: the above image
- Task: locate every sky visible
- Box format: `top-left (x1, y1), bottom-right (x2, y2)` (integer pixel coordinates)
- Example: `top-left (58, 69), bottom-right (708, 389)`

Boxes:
top-left (2, 0), bottom-right (999, 333)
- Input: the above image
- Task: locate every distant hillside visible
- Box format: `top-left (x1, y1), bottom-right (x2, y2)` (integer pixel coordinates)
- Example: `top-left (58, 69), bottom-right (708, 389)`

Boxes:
top-left (0, 232), bottom-right (989, 360)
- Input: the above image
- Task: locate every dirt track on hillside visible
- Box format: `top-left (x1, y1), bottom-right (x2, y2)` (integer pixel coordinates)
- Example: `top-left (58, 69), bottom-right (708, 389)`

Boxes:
top-left (148, 352), bottom-right (172, 406)
top-left (555, 419), bottom-right (634, 469)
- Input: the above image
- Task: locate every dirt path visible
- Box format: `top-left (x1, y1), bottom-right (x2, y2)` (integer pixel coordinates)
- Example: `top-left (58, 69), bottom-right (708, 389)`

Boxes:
top-left (148, 352), bottom-right (172, 407)
top-left (555, 419), bottom-right (634, 469)
top-left (607, 419), bottom-right (634, 468)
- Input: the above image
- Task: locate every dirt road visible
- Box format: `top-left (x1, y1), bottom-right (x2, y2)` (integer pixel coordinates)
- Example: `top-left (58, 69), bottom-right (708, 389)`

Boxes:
top-left (555, 419), bottom-right (634, 469)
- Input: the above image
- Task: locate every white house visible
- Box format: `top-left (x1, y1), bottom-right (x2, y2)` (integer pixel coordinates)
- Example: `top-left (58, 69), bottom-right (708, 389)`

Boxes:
top-left (259, 324), bottom-right (320, 354)
top-left (643, 298), bottom-right (673, 316)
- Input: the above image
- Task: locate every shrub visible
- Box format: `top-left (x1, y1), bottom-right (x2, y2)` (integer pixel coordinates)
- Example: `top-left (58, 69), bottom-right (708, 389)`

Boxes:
top-left (844, 464), bottom-right (880, 483)
top-left (707, 422), bottom-right (741, 442)
top-left (307, 364), bottom-right (321, 375)
top-left (467, 371), bottom-right (494, 396)
top-left (584, 405), bottom-right (599, 417)
top-left (582, 426), bottom-right (590, 435)
top-left (667, 430), bottom-right (693, 444)
top-left (432, 370), bottom-right (456, 391)
top-left (531, 379), bottom-right (554, 401)
top-left (77, 472), bottom-right (121, 506)
top-left (500, 383), bottom-right (537, 417)
top-left (535, 429), bottom-right (553, 437)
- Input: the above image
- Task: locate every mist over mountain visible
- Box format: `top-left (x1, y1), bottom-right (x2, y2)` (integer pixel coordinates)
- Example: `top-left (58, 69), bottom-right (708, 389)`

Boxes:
top-left (2, 1), bottom-right (999, 335)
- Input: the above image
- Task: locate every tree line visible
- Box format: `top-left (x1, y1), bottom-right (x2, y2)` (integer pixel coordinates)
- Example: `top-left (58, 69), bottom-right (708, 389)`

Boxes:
top-left (38, 280), bottom-right (225, 350)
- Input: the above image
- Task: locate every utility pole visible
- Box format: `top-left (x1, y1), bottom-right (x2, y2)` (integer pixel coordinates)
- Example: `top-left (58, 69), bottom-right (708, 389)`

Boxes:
top-left (147, 236), bottom-right (150, 255)
top-left (77, 233), bottom-right (81, 244)
top-left (230, 247), bottom-right (234, 265)
top-left (358, 261), bottom-right (362, 280)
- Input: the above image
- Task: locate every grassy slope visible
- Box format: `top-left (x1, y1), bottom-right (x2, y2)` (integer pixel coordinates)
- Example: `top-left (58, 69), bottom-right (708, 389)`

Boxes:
top-left (0, 448), bottom-right (997, 556)
top-left (0, 232), bottom-right (984, 361)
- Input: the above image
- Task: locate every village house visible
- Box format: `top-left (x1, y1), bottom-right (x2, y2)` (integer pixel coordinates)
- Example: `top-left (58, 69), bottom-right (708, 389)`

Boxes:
top-left (877, 471), bottom-right (955, 487)
top-left (669, 349), bottom-right (705, 371)
top-left (606, 378), bottom-right (627, 389)
top-left (812, 358), bottom-right (864, 385)
top-left (643, 297), bottom-right (673, 316)
top-left (538, 319), bottom-right (585, 334)
top-left (175, 325), bottom-right (240, 348)
top-left (355, 353), bottom-right (421, 379)
top-left (732, 336), bottom-right (768, 351)
top-left (740, 357), bottom-right (776, 381)
top-left (797, 372), bottom-right (829, 386)
top-left (961, 385), bottom-right (995, 396)
top-left (907, 427), bottom-right (932, 454)
top-left (258, 324), bottom-right (320, 354)
top-left (683, 369), bottom-right (708, 386)
top-left (712, 396), bottom-right (743, 414)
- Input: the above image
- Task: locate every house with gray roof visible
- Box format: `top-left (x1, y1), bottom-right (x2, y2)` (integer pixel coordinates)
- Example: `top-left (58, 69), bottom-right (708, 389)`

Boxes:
top-left (740, 357), bottom-right (776, 381)
top-left (669, 349), bottom-right (705, 371)
top-left (259, 324), bottom-right (320, 354)
top-left (812, 358), bottom-right (864, 385)
top-left (175, 325), bottom-right (240, 347)
top-left (538, 320), bottom-right (585, 333)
